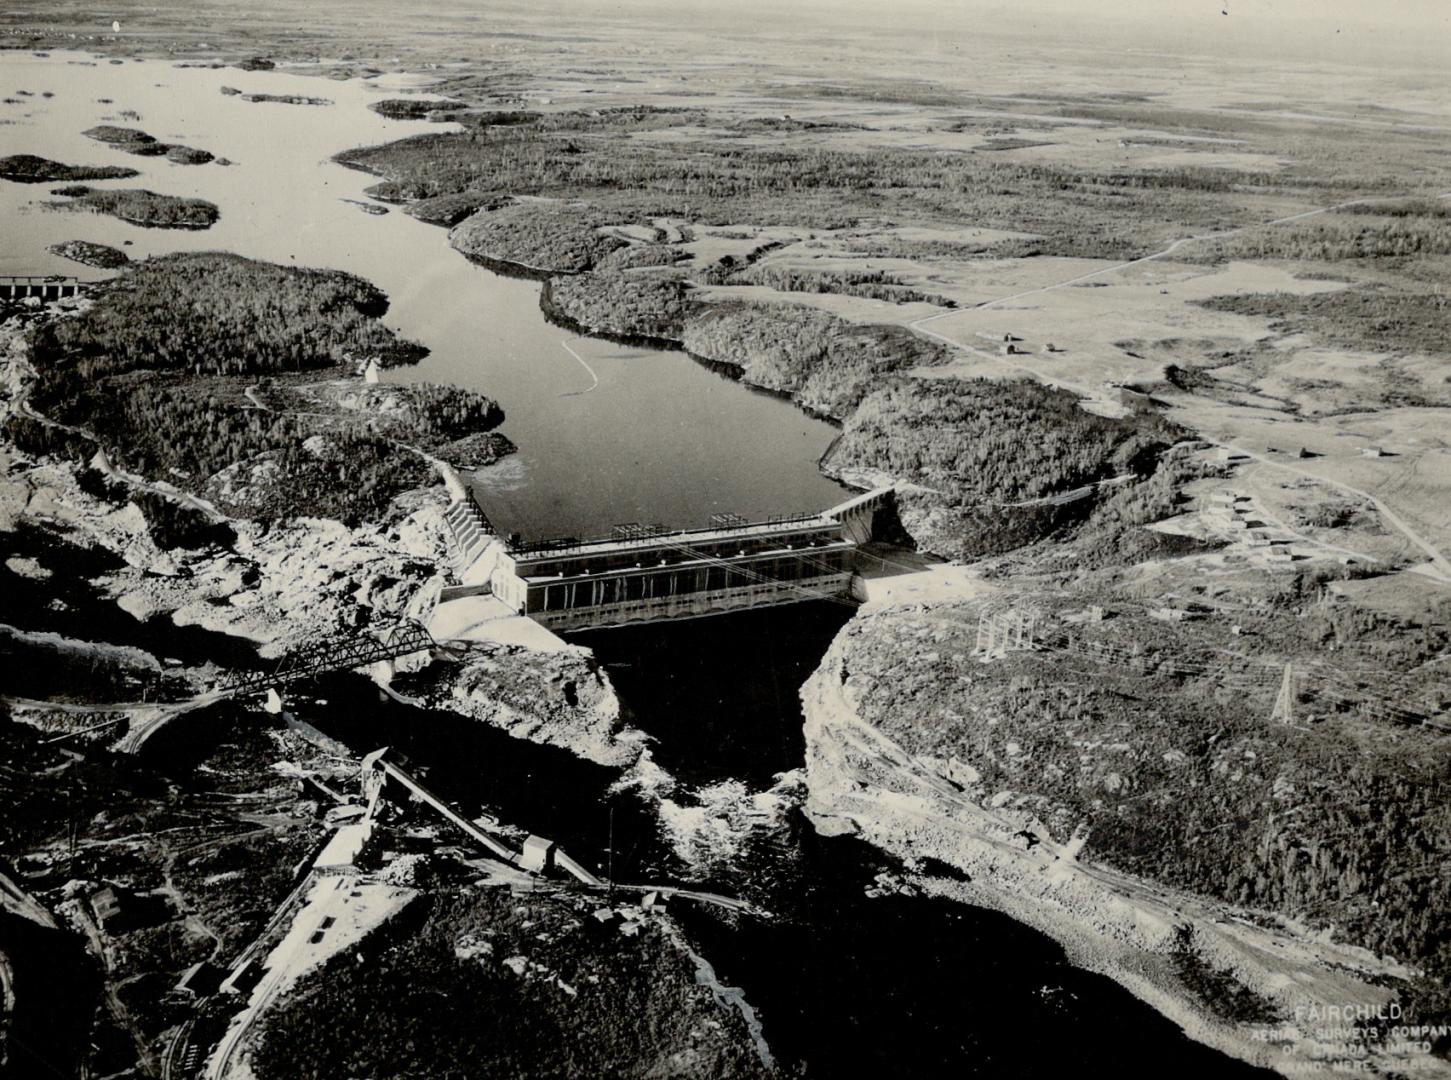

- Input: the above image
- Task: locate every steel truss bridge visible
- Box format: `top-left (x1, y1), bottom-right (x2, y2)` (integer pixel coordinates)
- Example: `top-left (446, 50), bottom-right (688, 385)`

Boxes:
top-left (214, 620), bottom-right (437, 698)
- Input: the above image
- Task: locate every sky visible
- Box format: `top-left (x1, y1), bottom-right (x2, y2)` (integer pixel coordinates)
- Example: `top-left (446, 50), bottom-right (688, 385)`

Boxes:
top-left (555, 0), bottom-right (1451, 70)
top-left (943, 0), bottom-right (1451, 64)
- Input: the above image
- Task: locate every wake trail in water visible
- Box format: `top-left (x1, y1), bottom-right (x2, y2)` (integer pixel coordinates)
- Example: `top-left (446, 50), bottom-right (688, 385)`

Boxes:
top-left (557, 340), bottom-right (599, 396)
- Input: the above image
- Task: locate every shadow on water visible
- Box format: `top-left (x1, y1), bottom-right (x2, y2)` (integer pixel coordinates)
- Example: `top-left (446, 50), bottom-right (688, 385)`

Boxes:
top-left (0, 909), bottom-right (99, 1078)
top-left (680, 829), bottom-right (1275, 1079)
top-left (568, 601), bottom-right (857, 788)
top-left (294, 673), bottom-right (671, 884)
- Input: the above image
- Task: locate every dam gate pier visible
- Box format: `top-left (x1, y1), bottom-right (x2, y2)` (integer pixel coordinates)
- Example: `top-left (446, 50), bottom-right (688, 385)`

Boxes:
top-left (0, 275), bottom-right (92, 302)
top-left (461, 487), bottom-right (896, 632)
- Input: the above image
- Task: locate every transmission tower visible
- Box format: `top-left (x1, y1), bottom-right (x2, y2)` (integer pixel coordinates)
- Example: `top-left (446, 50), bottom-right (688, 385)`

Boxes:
top-left (974, 610), bottom-right (1036, 660)
top-left (974, 611), bottom-right (995, 657)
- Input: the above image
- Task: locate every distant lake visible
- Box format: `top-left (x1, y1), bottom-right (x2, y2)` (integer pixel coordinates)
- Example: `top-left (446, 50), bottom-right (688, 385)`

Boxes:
top-left (0, 51), bottom-right (847, 540)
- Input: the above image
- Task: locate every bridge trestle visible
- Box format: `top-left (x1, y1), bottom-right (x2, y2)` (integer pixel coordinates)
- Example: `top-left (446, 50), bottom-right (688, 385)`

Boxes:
top-left (214, 620), bottom-right (436, 697)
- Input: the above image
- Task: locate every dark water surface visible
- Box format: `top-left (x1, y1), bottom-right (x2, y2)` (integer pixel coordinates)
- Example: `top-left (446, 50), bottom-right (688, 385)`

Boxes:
top-left (282, 607), bottom-right (1271, 1080)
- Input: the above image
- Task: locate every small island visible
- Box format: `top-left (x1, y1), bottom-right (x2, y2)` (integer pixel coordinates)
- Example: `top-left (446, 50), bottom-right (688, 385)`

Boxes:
top-left (165, 145), bottom-right (214, 165)
top-left (82, 123), bottom-right (156, 146)
top-left (44, 187), bottom-right (221, 229)
top-left (81, 124), bottom-right (216, 164)
top-left (46, 240), bottom-right (130, 269)
top-left (368, 97), bottom-right (466, 120)
top-left (241, 92), bottom-right (332, 106)
top-left (0, 153), bottom-right (138, 184)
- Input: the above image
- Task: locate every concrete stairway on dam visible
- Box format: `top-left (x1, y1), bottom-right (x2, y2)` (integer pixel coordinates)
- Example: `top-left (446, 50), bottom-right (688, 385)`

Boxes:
top-left (442, 494), bottom-right (493, 574)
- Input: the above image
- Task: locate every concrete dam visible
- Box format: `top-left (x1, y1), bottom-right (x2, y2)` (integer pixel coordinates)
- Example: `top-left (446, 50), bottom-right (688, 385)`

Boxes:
top-left (0, 275), bottom-right (90, 302)
top-left (451, 487), bottom-right (895, 632)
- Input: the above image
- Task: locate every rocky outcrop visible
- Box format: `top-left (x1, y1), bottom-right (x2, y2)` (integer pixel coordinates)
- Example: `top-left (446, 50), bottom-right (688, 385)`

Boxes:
top-left (0, 456), bottom-right (181, 577)
top-left (800, 625), bottom-right (1439, 1078)
top-left (400, 641), bottom-right (642, 767)
top-left (2, 315), bottom-right (452, 649)
top-left (46, 240), bottom-right (130, 269)
top-left (99, 496), bottom-right (451, 653)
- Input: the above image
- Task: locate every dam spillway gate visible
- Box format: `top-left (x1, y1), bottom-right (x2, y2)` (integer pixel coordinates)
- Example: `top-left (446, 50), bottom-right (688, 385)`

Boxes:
top-left (0, 275), bottom-right (91, 302)
top-left (473, 487), bottom-right (895, 632)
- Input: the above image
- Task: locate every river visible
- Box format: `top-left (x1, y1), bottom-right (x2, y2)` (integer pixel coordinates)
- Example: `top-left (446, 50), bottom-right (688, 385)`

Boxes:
top-left (0, 50), bottom-right (846, 541)
top-left (279, 626), bottom-right (1268, 1079)
top-left (1, 50), bottom-right (1269, 1078)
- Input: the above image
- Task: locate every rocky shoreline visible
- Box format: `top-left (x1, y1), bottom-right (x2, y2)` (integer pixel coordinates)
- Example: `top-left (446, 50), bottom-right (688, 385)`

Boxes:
top-left (800, 610), bottom-right (1449, 1078)
top-left (0, 309), bottom-right (631, 762)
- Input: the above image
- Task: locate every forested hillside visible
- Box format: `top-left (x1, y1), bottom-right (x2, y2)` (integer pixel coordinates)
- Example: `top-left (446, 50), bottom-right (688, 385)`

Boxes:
top-left (542, 272), bottom-right (695, 342)
top-left (838, 595), bottom-right (1451, 1017)
top-left (682, 302), bottom-right (950, 418)
top-left (832, 377), bottom-right (1177, 499)
top-left (13, 254), bottom-right (499, 524)
top-left (450, 201), bottom-right (625, 273)
top-left (32, 252), bottom-right (423, 393)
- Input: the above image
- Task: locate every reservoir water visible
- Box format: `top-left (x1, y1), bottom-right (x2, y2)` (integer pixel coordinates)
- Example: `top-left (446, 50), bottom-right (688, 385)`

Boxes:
top-left (0, 50), bottom-right (846, 541)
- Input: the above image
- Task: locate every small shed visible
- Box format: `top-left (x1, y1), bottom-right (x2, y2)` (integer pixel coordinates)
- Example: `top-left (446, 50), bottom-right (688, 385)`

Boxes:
top-left (1149, 607), bottom-right (1194, 622)
top-left (519, 835), bottom-right (557, 875)
top-left (90, 887), bottom-right (124, 928)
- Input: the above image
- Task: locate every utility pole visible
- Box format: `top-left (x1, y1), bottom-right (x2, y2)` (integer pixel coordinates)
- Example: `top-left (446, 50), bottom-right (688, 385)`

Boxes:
top-left (605, 803), bottom-right (616, 904)
top-left (1271, 662), bottom-right (1295, 725)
